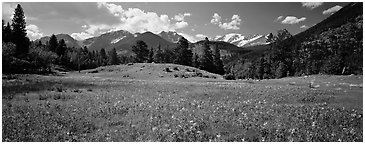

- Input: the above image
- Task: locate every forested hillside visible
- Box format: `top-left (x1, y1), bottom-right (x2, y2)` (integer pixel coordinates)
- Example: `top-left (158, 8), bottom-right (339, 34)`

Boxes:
top-left (225, 2), bottom-right (362, 79)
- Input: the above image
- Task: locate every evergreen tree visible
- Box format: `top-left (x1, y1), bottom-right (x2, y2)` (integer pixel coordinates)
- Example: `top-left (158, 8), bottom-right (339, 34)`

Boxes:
top-left (266, 33), bottom-right (275, 43)
top-left (132, 40), bottom-right (149, 62)
top-left (11, 4), bottom-right (30, 56)
top-left (174, 37), bottom-right (192, 66)
top-left (56, 39), bottom-right (66, 56)
top-left (3, 22), bottom-right (12, 42)
top-left (199, 37), bottom-right (215, 72)
top-left (99, 48), bottom-right (107, 66)
top-left (192, 53), bottom-right (200, 68)
top-left (255, 57), bottom-right (264, 79)
top-left (153, 44), bottom-right (164, 63)
top-left (148, 47), bottom-right (154, 63)
top-left (162, 48), bottom-right (174, 63)
top-left (275, 61), bottom-right (287, 78)
top-left (213, 43), bottom-right (225, 75)
top-left (108, 48), bottom-right (119, 65)
top-left (37, 41), bottom-right (43, 47)
top-left (48, 34), bottom-right (58, 52)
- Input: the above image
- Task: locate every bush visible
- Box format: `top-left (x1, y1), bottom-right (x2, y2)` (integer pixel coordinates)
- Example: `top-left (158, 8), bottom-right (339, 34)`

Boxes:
top-left (28, 46), bottom-right (58, 72)
top-left (223, 73), bottom-right (235, 80)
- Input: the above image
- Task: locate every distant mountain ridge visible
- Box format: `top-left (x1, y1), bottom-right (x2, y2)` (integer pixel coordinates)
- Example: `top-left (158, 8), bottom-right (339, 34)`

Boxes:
top-left (35, 34), bottom-right (82, 49)
top-left (213, 33), bottom-right (270, 47)
top-left (158, 31), bottom-right (183, 43)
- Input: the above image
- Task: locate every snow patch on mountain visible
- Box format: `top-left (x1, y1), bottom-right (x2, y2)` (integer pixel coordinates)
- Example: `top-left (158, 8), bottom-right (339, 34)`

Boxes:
top-left (213, 33), bottom-right (269, 47)
top-left (111, 36), bottom-right (126, 44)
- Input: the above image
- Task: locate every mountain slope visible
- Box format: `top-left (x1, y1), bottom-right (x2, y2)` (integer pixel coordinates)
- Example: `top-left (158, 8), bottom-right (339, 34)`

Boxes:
top-left (158, 31), bottom-right (184, 43)
top-left (78, 31), bottom-right (176, 55)
top-left (213, 33), bottom-right (269, 47)
top-left (294, 2), bottom-right (362, 41)
top-left (35, 34), bottom-right (82, 48)
top-left (79, 30), bottom-right (134, 52)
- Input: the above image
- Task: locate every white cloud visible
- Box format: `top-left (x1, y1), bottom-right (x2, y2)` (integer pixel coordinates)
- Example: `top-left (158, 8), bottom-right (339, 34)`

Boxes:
top-left (175, 21), bottom-right (188, 29)
top-left (174, 13), bottom-right (191, 21)
top-left (85, 24), bottom-right (111, 34)
top-left (94, 2), bottom-right (190, 35)
top-left (97, 2), bottom-right (124, 17)
top-left (210, 13), bottom-right (241, 30)
top-left (70, 3), bottom-right (193, 40)
top-left (274, 16), bottom-right (284, 22)
top-left (301, 2), bottom-right (324, 9)
top-left (26, 24), bottom-right (44, 40)
top-left (210, 13), bottom-right (221, 24)
top-left (300, 25), bottom-right (308, 29)
top-left (195, 34), bottom-right (208, 39)
top-left (322, 5), bottom-right (342, 15)
top-left (2, 3), bottom-right (16, 20)
top-left (281, 16), bottom-right (306, 24)
top-left (71, 32), bottom-right (94, 41)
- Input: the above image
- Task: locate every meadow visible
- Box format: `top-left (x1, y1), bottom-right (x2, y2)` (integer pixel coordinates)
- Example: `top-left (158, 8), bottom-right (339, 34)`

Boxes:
top-left (2, 63), bottom-right (363, 142)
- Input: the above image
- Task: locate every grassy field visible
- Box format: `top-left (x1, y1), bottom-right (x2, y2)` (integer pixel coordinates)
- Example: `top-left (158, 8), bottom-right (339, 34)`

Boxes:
top-left (2, 63), bottom-right (363, 142)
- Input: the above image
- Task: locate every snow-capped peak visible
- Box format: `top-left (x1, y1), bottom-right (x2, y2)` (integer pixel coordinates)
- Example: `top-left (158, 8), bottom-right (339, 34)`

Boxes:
top-left (213, 33), bottom-right (269, 47)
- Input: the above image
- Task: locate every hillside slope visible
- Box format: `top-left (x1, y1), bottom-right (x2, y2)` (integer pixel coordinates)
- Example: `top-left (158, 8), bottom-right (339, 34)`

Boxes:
top-left (294, 2), bottom-right (362, 42)
top-left (82, 63), bottom-right (223, 80)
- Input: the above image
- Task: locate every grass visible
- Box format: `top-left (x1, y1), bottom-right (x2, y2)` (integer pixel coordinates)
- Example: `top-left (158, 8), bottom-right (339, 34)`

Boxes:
top-left (2, 64), bottom-right (363, 142)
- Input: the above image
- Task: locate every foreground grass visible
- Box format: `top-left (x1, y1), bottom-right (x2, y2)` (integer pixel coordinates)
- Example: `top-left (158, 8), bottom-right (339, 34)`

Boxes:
top-left (2, 73), bottom-right (363, 142)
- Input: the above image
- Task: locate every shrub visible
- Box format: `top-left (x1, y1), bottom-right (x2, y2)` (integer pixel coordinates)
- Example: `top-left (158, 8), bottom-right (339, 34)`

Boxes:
top-left (223, 73), bottom-right (235, 80)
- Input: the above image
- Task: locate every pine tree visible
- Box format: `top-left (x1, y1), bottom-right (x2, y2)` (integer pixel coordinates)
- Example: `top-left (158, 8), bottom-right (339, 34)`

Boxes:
top-left (99, 48), bottom-right (107, 66)
top-left (199, 37), bottom-right (215, 72)
top-left (174, 37), bottom-right (192, 66)
top-left (192, 53), bottom-right (200, 68)
top-left (153, 44), bottom-right (164, 63)
top-left (48, 34), bottom-right (58, 52)
top-left (213, 43), bottom-right (225, 75)
top-left (11, 4), bottom-right (30, 56)
top-left (148, 47), bottom-right (154, 63)
top-left (3, 22), bottom-right (12, 42)
top-left (255, 57), bottom-right (264, 79)
top-left (37, 41), bottom-right (43, 47)
top-left (266, 33), bottom-right (275, 43)
top-left (162, 48), bottom-right (174, 63)
top-left (108, 48), bottom-right (119, 65)
top-left (56, 39), bottom-right (67, 56)
top-left (275, 61), bottom-right (287, 78)
top-left (132, 40), bottom-right (149, 63)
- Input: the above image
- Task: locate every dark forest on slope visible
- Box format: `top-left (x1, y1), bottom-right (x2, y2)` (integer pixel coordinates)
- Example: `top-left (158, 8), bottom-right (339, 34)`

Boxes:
top-left (223, 2), bottom-right (362, 80)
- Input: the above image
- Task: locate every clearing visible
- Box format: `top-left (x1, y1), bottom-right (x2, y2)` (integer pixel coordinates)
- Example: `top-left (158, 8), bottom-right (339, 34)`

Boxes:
top-left (2, 63), bottom-right (363, 142)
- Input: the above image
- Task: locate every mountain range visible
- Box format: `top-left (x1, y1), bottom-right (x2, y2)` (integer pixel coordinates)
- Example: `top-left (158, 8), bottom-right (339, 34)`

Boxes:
top-left (35, 2), bottom-right (360, 55)
top-left (35, 29), bottom-right (269, 55)
top-left (213, 33), bottom-right (269, 47)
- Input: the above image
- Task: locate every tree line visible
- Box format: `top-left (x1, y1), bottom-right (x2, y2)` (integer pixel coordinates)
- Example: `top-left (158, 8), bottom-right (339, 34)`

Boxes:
top-left (131, 37), bottom-right (225, 75)
top-left (2, 4), bottom-right (225, 75)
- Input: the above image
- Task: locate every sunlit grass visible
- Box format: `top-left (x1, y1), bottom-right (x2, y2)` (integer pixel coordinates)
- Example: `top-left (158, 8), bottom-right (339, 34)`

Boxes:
top-left (2, 73), bottom-right (362, 142)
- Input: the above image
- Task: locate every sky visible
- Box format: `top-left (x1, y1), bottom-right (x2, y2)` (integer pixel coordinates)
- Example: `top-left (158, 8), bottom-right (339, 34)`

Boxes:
top-left (2, 2), bottom-right (350, 42)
